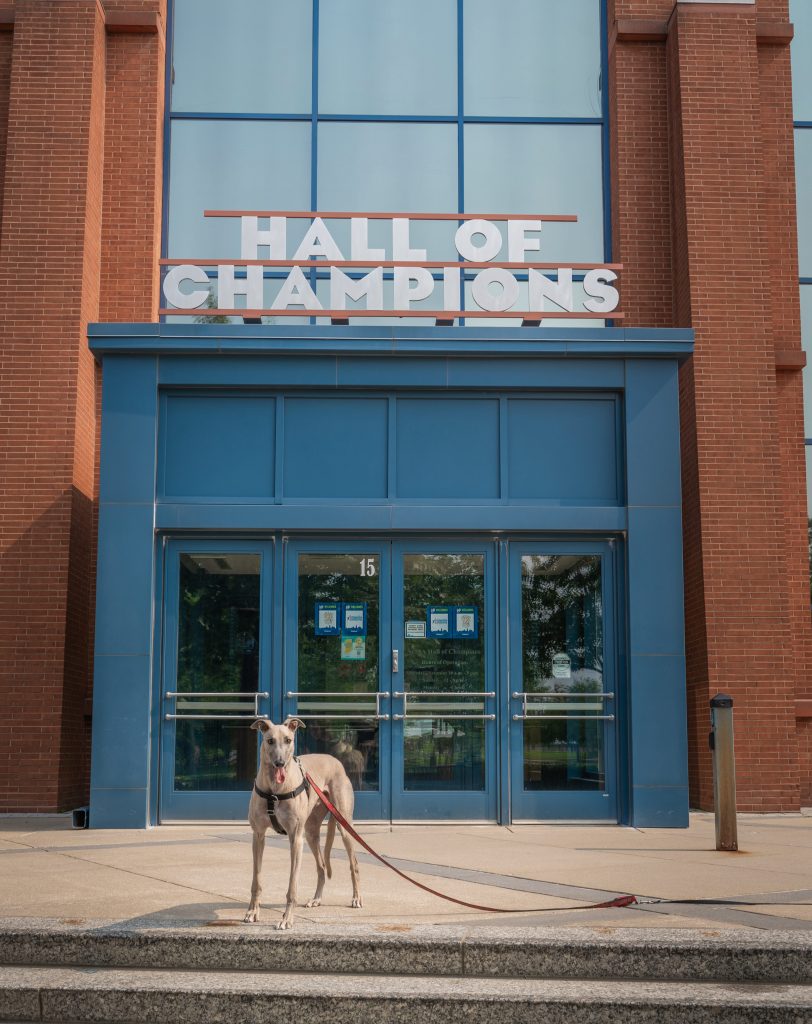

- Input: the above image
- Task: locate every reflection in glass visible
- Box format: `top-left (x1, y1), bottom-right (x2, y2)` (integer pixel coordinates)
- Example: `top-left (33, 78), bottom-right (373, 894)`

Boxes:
top-left (298, 719), bottom-right (380, 794)
top-left (403, 553), bottom-right (486, 791)
top-left (796, 129), bottom-right (812, 278)
top-left (319, 0), bottom-right (457, 116)
top-left (172, 0), bottom-right (312, 114)
top-left (317, 123), bottom-right (458, 260)
top-left (464, 0), bottom-right (602, 118)
top-left (174, 553), bottom-right (260, 792)
top-left (167, 121), bottom-right (311, 259)
top-left (791, 0), bottom-right (812, 122)
top-left (464, 124), bottom-right (604, 264)
top-left (296, 553), bottom-right (381, 790)
top-left (521, 555), bottom-right (605, 792)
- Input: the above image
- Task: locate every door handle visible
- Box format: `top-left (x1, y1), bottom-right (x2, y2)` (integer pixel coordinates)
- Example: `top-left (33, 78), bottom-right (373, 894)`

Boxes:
top-left (392, 649), bottom-right (399, 673)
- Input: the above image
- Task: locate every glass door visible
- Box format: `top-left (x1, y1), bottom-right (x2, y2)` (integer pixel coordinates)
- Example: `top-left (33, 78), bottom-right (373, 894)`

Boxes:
top-left (391, 541), bottom-right (497, 820)
top-left (284, 540), bottom-right (391, 820)
top-left (159, 540), bottom-right (273, 821)
top-left (508, 543), bottom-right (617, 821)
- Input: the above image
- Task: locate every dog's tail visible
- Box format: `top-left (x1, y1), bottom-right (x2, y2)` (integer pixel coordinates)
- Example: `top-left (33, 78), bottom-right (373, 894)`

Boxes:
top-left (324, 814), bottom-right (335, 879)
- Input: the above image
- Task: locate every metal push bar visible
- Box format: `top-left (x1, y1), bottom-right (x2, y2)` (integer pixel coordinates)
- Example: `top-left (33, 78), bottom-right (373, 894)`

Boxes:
top-left (164, 691), bottom-right (270, 722)
top-left (511, 691), bottom-right (615, 722)
top-left (392, 690), bottom-right (495, 721)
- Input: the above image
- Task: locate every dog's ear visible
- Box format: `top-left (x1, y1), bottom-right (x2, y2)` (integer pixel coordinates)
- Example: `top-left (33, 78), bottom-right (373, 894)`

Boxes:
top-left (251, 719), bottom-right (271, 733)
top-left (284, 717), bottom-right (306, 733)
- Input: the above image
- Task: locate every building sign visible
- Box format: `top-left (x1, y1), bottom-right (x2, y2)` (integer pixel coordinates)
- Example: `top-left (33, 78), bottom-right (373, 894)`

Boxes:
top-left (160, 210), bottom-right (622, 323)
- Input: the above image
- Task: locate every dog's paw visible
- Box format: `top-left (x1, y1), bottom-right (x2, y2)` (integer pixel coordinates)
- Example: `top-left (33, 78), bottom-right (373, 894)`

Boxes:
top-left (305, 898), bottom-right (321, 908)
top-left (243, 909), bottom-right (259, 923)
top-left (276, 918), bottom-right (293, 930)
top-left (351, 897), bottom-right (363, 909)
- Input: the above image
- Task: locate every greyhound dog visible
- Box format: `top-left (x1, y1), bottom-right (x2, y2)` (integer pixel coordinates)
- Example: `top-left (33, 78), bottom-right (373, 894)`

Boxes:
top-left (244, 717), bottom-right (362, 929)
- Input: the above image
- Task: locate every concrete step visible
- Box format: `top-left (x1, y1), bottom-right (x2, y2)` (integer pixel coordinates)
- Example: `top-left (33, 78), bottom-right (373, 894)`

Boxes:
top-left (1, 964), bottom-right (812, 1024)
top-left (0, 918), bottom-right (810, 985)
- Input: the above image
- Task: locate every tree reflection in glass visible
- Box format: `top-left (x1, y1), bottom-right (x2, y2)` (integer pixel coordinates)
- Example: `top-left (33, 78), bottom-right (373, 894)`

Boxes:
top-left (403, 553), bottom-right (486, 791)
top-left (521, 555), bottom-right (605, 792)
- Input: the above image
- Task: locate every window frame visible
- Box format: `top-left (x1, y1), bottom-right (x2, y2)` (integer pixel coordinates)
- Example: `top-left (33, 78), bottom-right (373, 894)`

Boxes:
top-left (160, 0), bottom-right (611, 321)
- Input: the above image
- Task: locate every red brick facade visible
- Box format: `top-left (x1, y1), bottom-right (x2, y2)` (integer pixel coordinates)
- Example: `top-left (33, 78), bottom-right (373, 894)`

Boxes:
top-left (0, 0), bottom-right (809, 814)
top-left (0, 0), bottom-right (165, 812)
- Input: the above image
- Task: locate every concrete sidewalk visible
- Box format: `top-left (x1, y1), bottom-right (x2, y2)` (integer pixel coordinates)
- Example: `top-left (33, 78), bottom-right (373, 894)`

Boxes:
top-left (1, 810), bottom-right (811, 933)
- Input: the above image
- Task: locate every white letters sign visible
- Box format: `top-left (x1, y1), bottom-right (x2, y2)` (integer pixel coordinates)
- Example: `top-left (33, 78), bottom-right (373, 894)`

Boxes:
top-left (160, 210), bottom-right (621, 323)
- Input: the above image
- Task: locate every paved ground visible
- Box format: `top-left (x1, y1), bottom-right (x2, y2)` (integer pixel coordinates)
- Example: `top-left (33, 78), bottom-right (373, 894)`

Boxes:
top-left (1, 811), bottom-right (811, 932)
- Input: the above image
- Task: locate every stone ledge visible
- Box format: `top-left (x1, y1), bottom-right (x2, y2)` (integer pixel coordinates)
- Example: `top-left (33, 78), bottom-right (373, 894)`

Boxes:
top-left (0, 919), bottom-right (810, 984)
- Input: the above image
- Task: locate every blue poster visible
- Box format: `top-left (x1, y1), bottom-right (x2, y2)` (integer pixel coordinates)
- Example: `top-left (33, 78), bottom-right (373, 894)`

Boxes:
top-left (343, 602), bottom-right (367, 636)
top-left (427, 605), bottom-right (451, 638)
top-left (315, 602), bottom-right (341, 636)
top-left (453, 605), bottom-right (479, 639)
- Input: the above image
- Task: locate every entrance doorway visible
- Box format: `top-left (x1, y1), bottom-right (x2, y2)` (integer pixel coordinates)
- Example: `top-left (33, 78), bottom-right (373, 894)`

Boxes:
top-left (159, 537), bottom-right (618, 822)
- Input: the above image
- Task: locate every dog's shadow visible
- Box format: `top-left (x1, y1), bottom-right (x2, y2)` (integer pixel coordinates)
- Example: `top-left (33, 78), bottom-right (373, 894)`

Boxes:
top-left (91, 902), bottom-right (285, 932)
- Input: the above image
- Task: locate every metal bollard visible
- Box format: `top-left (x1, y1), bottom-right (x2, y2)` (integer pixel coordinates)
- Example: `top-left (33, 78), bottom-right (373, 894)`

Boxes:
top-left (709, 693), bottom-right (738, 851)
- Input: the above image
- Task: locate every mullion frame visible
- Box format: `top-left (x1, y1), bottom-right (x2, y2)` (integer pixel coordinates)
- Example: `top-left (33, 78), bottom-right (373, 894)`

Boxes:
top-left (162, 0), bottom-right (610, 320)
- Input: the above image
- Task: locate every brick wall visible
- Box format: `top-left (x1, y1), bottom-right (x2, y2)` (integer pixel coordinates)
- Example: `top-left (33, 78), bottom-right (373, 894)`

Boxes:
top-left (613, 0), bottom-right (809, 811)
top-left (0, 0), bottom-right (808, 816)
top-left (0, 0), bottom-right (165, 813)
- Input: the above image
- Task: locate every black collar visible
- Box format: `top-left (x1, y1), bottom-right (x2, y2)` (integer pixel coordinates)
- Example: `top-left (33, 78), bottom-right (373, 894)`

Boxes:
top-left (253, 758), bottom-right (310, 836)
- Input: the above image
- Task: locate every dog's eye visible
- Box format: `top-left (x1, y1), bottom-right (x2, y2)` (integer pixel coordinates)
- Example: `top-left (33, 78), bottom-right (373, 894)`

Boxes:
top-left (285, 737), bottom-right (292, 744)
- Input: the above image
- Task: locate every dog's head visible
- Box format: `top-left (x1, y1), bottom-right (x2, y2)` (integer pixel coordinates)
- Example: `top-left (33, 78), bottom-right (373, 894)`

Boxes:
top-left (251, 717), bottom-right (305, 785)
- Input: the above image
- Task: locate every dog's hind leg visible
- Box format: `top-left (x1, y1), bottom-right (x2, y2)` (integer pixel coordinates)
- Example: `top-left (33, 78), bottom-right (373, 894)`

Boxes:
top-left (338, 825), bottom-right (363, 909)
top-left (244, 830), bottom-right (265, 923)
top-left (304, 819), bottom-right (327, 908)
top-left (323, 814), bottom-right (335, 879)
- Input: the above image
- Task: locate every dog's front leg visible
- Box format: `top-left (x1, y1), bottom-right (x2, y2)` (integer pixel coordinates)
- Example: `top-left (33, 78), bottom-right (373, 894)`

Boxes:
top-left (244, 830), bottom-right (265, 923)
top-left (278, 824), bottom-right (304, 930)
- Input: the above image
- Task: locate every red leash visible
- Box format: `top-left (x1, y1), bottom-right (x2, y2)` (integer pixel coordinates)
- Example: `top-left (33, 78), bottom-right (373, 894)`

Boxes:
top-left (305, 772), bottom-right (638, 915)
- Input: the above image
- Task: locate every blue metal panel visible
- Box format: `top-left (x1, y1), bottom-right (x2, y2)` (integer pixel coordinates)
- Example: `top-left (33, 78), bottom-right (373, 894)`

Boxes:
top-left (89, 323), bottom-right (695, 361)
top-left (396, 397), bottom-right (500, 498)
top-left (506, 397), bottom-right (619, 504)
top-left (283, 396), bottom-right (388, 498)
top-left (99, 357), bottom-right (160, 504)
top-left (154, 503), bottom-right (629, 533)
top-left (90, 654), bottom-right (152, 791)
top-left (95, 505), bottom-right (157, 656)
top-left (628, 654), bottom-right (689, 789)
top-left (337, 357), bottom-right (449, 388)
top-left (89, 788), bottom-right (150, 830)
top-left (160, 394), bottom-right (276, 499)
top-left (627, 507), bottom-right (685, 656)
top-left (89, 655), bottom-right (152, 827)
top-left (159, 355), bottom-right (339, 387)
top-left (447, 358), bottom-right (624, 389)
top-left (631, 786), bottom-right (690, 828)
top-left (625, 360), bottom-right (682, 508)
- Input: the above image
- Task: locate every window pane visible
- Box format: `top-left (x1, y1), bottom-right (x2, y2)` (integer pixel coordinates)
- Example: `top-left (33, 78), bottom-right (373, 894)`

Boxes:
top-left (798, 129), bottom-right (812, 277)
top-left (318, 122), bottom-right (458, 258)
top-left (167, 120), bottom-right (311, 258)
top-left (807, 445), bottom-right (812, 518)
top-left (174, 552), bottom-right (260, 793)
top-left (802, 286), bottom-right (812, 436)
top-left (464, 124), bottom-right (604, 263)
top-left (171, 0), bottom-right (312, 113)
top-left (464, 0), bottom-right (602, 118)
top-left (319, 0), bottom-right (456, 115)
top-left (791, 0), bottom-right (812, 122)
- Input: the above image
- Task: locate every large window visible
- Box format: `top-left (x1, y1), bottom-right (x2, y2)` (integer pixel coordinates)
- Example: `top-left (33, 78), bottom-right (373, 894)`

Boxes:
top-left (164, 0), bottom-right (607, 324)
top-left (792, 0), bottom-right (812, 585)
